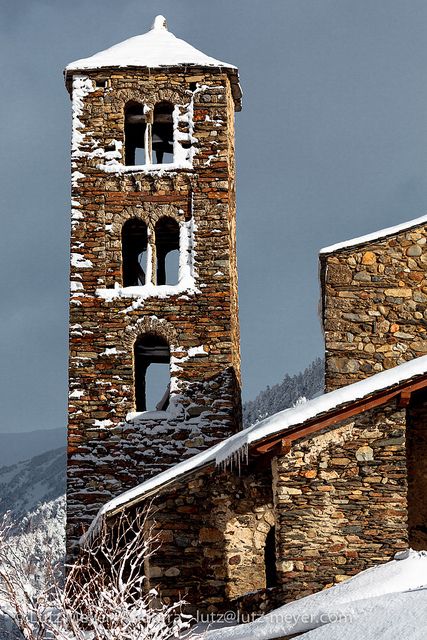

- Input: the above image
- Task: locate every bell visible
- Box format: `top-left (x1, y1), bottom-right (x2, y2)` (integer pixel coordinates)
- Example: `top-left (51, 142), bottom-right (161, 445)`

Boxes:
top-left (151, 131), bottom-right (173, 163)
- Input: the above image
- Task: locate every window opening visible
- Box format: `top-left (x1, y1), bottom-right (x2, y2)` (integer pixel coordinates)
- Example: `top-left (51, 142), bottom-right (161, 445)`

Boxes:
top-left (155, 217), bottom-right (180, 285)
top-left (122, 219), bottom-right (148, 287)
top-left (264, 526), bottom-right (277, 589)
top-left (125, 102), bottom-right (147, 166)
top-left (134, 335), bottom-right (170, 412)
top-left (152, 102), bottom-right (174, 164)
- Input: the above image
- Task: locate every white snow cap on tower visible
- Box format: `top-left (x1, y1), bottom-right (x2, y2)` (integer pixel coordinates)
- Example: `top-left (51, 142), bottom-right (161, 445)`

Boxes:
top-left (66, 15), bottom-right (236, 71)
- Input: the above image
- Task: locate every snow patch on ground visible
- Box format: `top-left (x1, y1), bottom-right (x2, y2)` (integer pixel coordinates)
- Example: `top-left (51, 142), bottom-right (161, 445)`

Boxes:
top-left (202, 550), bottom-right (427, 640)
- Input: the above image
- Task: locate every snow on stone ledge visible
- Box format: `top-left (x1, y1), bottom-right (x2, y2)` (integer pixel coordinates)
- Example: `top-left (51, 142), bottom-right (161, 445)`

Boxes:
top-left (81, 355), bottom-right (427, 544)
top-left (66, 15), bottom-right (236, 72)
top-left (320, 213), bottom-right (427, 254)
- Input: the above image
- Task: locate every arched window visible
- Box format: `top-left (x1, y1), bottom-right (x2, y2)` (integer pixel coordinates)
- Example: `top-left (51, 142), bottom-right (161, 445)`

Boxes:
top-left (152, 102), bottom-right (174, 164)
top-left (122, 219), bottom-right (148, 287)
top-left (264, 526), bottom-right (278, 589)
top-left (134, 334), bottom-right (170, 412)
top-left (155, 217), bottom-right (180, 285)
top-left (124, 102), bottom-right (147, 166)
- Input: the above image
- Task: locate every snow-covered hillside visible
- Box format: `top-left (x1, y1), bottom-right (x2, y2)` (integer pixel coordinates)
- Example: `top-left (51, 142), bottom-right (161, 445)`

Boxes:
top-left (0, 495), bottom-right (66, 639)
top-left (0, 446), bottom-right (66, 518)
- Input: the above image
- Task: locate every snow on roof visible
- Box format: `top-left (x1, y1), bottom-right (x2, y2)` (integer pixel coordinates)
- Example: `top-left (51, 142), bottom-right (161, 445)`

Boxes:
top-left (202, 549), bottom-right (427, 640)
top-left (320, 212), bottom-right (427, 254)
top-left (66, 15), bottom-right (236, 73)
top-left (82, 355), bottom-right (427, 543)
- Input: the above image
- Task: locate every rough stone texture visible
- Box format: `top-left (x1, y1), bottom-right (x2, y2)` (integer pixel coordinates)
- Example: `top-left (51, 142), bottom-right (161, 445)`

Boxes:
top-left (131, 393), bottom-right (427, 614)
top-left (273, 403), bottom-right (408, 602)
top-left (320, 222), bottom-right (427, 392)
top-left (66, 66), bottom-right (241, 553)
top-left (144, 466), bottom-right (274, 614)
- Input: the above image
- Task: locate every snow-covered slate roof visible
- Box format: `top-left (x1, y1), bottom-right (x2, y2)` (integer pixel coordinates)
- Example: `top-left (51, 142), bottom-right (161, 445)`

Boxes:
top-left (67, 15), bottom-right (235, 73)
top-left (320, 213), bottom-right (427, 254)
top-left (82, 354), bottom-right (427, 543)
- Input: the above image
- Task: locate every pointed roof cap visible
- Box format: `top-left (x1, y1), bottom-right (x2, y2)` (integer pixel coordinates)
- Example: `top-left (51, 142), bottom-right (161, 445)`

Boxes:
top-left (67, 15), bottom-right (236, 71)
top-left (65, 16), bottom-right (241, 110)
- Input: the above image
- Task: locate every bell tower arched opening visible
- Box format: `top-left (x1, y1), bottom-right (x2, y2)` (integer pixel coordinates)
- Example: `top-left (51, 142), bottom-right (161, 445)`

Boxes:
top-left (122, 218), bottom-right (148, 287)
top-left (134, 334), bottom-right (170, 412)
top-left (152, 101), bottom-right (174, 164)
top-left (124, 102), bottom-right (147, 166)
top-left (155, 217), bottom-right (180, 285)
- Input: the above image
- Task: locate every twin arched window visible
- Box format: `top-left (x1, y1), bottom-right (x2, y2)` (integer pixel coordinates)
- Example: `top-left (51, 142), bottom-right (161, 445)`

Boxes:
top-left (125, 101), bottom-right (174, 166)
top-left (121, 217), bottom-right (180, 287)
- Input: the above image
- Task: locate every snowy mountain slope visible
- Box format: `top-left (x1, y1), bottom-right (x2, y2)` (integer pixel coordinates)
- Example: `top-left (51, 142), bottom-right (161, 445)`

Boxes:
top-left (0, 446), bottom-right (66, 518)
top-left (0, 427), bottom-right (65, 467)
top-left (242, 358), bottom-right (324, 427)
top-left (0, 496), bottom-right (66, 639)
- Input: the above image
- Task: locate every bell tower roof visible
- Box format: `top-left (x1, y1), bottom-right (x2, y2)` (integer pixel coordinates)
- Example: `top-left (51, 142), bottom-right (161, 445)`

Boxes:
top-left (67, 15), bottom-right (236, 71)
top-left (65, 16), bottom-right (241, 110)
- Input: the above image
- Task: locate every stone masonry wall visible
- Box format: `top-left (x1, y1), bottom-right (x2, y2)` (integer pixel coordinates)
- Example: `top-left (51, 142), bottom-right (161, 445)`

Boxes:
top-left (110, 396), bottom-right (420, 613)
top-left (67, 67), bottom-right (241, 552)
top-left (320, 222), bottom-right (427, 392)
top-left (273, 403), bottom-right (408, 602)
top-left (143, 465), bottom-right (274, 615)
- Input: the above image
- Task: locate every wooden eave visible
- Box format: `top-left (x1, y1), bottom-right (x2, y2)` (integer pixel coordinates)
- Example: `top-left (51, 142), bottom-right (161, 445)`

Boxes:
top-left (252, 374), bottom-right (427, 457)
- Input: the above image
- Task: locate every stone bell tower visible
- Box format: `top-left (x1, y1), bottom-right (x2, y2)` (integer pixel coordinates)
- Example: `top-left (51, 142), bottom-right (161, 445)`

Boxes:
top-left (65, 16), bottom-right (242, 551)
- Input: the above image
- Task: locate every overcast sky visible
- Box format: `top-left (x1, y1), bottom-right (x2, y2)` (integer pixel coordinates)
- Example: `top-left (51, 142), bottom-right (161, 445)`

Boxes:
top-left (1, 0), bottom-right (427, 433)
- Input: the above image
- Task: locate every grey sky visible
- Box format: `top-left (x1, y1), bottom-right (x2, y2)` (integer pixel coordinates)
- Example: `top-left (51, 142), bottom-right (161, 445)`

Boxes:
top-left (1, 0), bottom-right (427, 433)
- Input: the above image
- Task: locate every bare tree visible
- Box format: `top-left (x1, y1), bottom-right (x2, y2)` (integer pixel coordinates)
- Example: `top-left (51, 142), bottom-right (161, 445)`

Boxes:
top-left (0, 506), bottom-right (191, 640)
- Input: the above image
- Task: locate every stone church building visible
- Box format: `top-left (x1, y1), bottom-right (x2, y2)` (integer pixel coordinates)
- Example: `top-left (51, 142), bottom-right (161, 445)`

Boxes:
top-left (65, 17), bottom-right (427, 614)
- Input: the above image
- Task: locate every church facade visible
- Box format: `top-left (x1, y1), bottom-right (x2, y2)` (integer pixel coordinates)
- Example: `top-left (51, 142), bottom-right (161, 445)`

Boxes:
top-left (66, 17), bottom-right (427, 614)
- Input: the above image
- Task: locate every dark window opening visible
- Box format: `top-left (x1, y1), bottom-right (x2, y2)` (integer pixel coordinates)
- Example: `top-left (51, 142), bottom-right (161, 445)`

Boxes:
top-left (122, 219), bottom-right (148, 287)
top-left (189, 82), bottom-right (197, 91)
top-left (155, 217), bottom-right (180, 285)
top-left (134, 334), bottom-right (170, 412)
top-left (264, 526), bottom-right (277, 589)
top-left (152, 102), bottom-right (174, 164)
top-left (407, 390), bottom-right (427, 550)
top-left (125, 102), bottom-right (147, 166)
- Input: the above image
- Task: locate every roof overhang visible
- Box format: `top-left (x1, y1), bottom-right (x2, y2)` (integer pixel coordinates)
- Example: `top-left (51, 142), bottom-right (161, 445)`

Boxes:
top-left (81, 361), bottom-right (427, 544)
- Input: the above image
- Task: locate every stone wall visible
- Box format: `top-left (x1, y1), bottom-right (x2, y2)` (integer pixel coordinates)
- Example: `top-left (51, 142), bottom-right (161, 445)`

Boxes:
top-left (144, 465), bottom-right (274, 614)
top-left (320, 222), bottom-right (427, 392)
top-left (107, 393), bottom-right (427, 612)
top-left (67, 67), bottom-right (241, 551)
top-left (273, 403), bottom-right (408, 602)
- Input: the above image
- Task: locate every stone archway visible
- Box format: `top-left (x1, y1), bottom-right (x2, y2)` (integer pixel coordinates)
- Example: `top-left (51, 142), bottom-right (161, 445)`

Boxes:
top-left (223, 505), bottom-right (276, 600)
